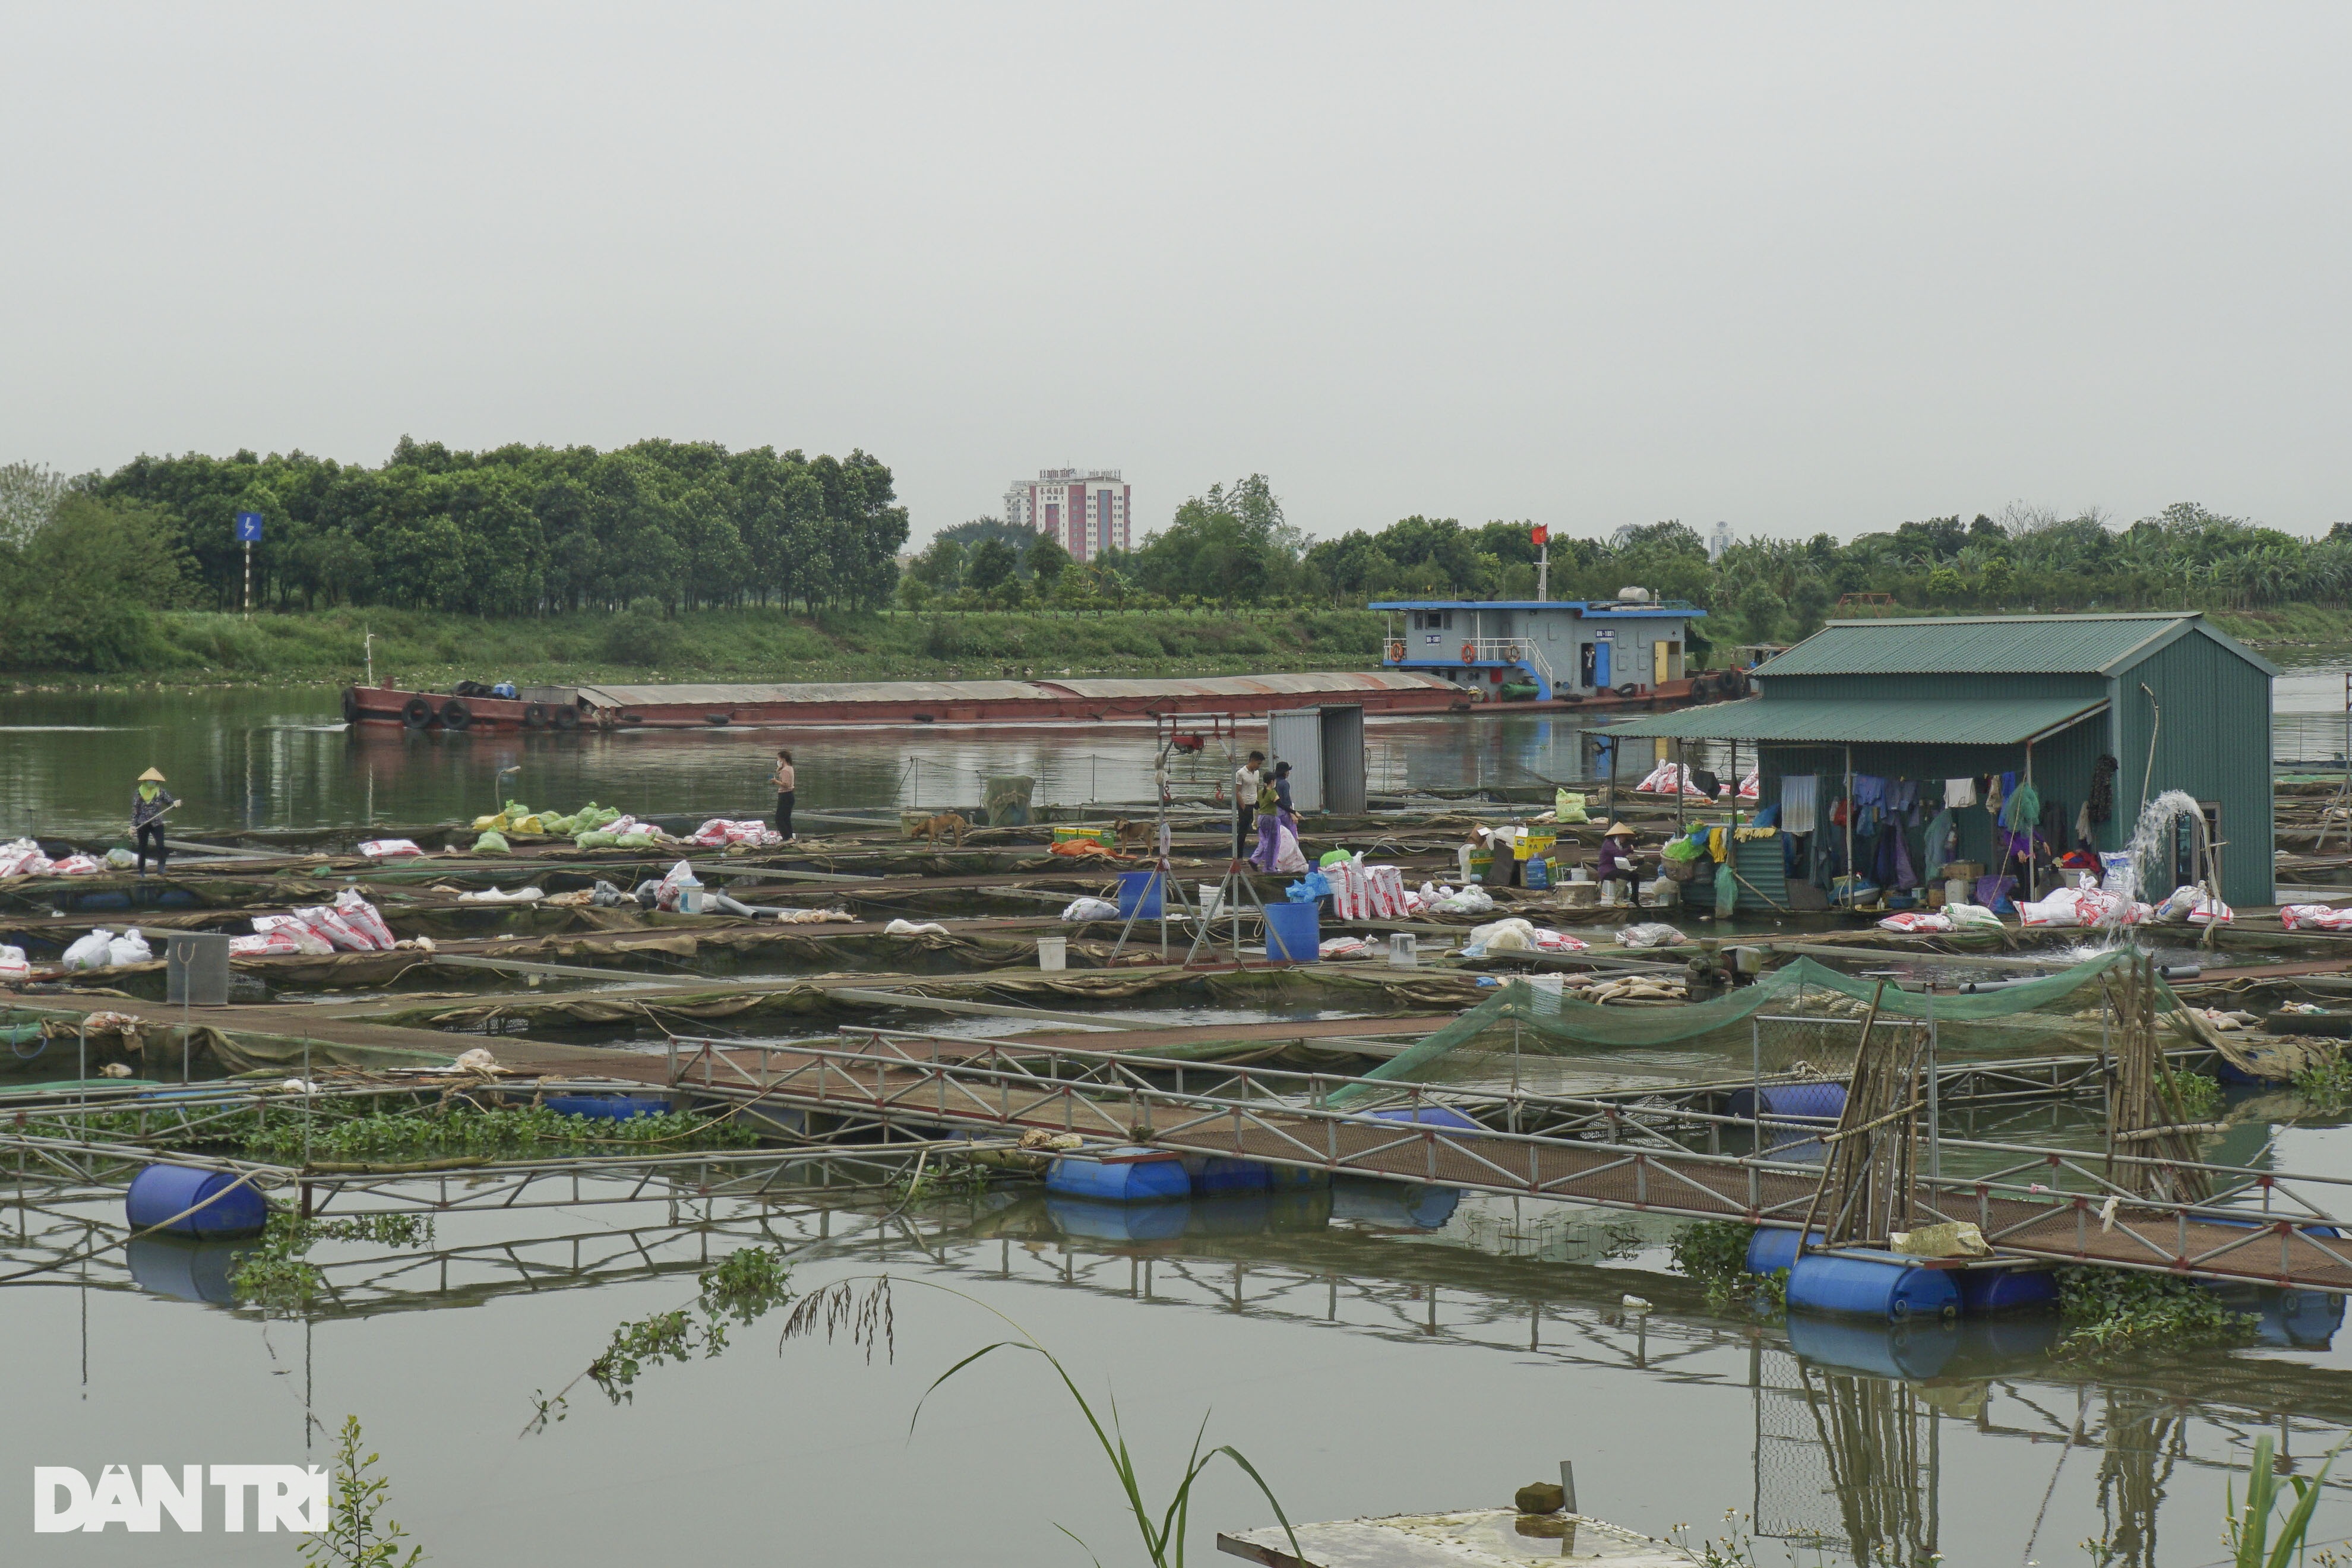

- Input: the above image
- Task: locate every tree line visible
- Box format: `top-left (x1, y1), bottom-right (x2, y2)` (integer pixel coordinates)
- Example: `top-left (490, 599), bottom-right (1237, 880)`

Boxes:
top-left (899, 484), bottom-right (2352, 648)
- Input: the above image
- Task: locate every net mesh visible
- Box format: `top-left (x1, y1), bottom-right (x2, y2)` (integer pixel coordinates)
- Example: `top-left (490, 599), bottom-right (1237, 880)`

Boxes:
top-left (1327, 950), bottom-right (2225, 1104)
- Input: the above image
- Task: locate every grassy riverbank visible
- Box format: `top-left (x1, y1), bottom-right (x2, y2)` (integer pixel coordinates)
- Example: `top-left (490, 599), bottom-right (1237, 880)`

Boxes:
top-left (4, 600), bottom-right (2343, 693)
top-left (1, 606), bottom-right (1391, 690)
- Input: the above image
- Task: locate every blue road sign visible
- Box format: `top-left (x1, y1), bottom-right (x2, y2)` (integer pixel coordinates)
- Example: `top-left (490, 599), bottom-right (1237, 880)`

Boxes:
top-left (235, 511), bottom-right (263, 542)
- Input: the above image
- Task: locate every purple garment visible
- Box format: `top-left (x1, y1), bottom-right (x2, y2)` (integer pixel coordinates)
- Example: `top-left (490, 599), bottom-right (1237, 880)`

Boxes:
top-left (1251, 811), bottom-right (1281, 871)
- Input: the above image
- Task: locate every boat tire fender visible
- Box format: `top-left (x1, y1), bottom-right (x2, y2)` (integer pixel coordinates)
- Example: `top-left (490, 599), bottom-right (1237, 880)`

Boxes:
top-left (400, 697), bottom-right (433, 729)
top-left (440, 698), bottom-right (473, 730)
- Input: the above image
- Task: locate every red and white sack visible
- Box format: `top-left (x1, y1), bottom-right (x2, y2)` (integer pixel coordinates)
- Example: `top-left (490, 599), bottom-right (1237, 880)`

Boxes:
top-left (1534, 928), bottom-right (1590, 951)
top-left (51, 855), bottom-right (103, 876)
top-left (1367, 865), bottom-right (1408, 920)
top-left (292, 904), bottom-right (373, 952)
top-left (1877, 911), bottom-right (1954, 933)
top-left (229, 931), bottom-right (304, 957)
top-left (333, 889), bottom-right (397, 950)
top-left (1317, 936), bottom-right (1376, 959)
top-left (2283, 903), bottom-right (2352, 931)
top-left (1738, 771), bottom-right (1760, 801)
top-left (359, 839), bottom-right (423, 859)
top-left (252, 915), bottom-right (334, 956)
top-left (690, 819), bottom-right (733, 848)
top-left (2186, 890), bottom-right (2234, 925)
top-left (2018, 889), bottom-right (2082, 928)
top-left (0, 840), bottom-right (54, 877)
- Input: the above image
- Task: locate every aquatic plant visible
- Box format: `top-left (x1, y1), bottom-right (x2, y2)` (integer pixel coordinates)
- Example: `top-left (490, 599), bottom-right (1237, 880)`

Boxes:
top-left (2224, 1431), bottom-right (2341, 1568)
top-left (2173, 1069), bottom-right (2225, 1121)
top-left (1670, 1507), bottom-right (1829, 1568)
top-left (2292, 1054), bottom-right (2352, 1108)
top-left (527, 1244), bottom-right (799, 1425)
top-left (238, 1103), bottom-right (757, 1165)
top-left (2055, 1265), bottom-right (2257, 1355)
top-left (232, 1212), bottom-right (434, 1310)
top-left (299, 1415), bottom-right (425, 1568)
top-left (1668, 1221), bottom-right (1785, 1313)
top-left (839, 1278), bottom-right (1298, 1568)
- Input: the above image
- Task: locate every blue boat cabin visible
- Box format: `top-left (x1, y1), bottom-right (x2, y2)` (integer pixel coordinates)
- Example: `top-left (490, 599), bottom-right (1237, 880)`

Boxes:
top-left (1372, 593), bottom-right (1706, 701)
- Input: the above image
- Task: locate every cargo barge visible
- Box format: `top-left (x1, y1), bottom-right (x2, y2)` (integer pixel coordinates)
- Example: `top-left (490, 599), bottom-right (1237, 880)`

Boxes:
top-left (341, 667), bottom-right (1717, 732)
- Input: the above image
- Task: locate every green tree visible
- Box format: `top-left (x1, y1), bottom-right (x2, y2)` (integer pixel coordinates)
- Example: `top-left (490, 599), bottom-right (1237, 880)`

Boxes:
top-left (1786, 580), bottom-right (1832, 640)
top-left (965, 537), bottom-right (1017, 592)
top-left (1025, 530), bottom-right (1071, 590)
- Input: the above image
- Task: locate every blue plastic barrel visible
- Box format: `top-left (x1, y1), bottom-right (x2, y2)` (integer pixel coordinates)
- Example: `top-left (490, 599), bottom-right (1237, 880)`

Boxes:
top-left (1184, 1196), bottom-right (1275, 1237)
top-left (1957, 1266), bottom-right (2059, 1314)
top-left (1745, 1228), bottom-right (1826, 1277)
top-left (127, 1164), bottom-right (269, 1239)
top-left (1115, 871), bottom-right (1163, 921)
top-left (1263, 901), bottom-right (1319, 961)
top-left (1188, 1156), bottom-right (1272, 1196)
top-left (1046, 1147), bottom-right (1190, 1203)
top-left (1727, 1082), bottom-right (1848, 1124)
top-left (542, 1093), bottom-right (669, 1120)
top-left (1786, 1253), bottom-right (1960, 1320)
top-left (1786, 1313), bottom-right (1961, 1380)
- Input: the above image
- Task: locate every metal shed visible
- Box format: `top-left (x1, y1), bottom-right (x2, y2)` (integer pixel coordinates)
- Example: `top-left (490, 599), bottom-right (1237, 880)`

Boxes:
top-left (1604, 614), bottom-right (2277, 908)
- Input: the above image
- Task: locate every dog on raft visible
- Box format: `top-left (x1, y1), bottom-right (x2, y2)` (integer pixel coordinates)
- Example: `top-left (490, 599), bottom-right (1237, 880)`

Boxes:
top-left (910, 813), bottom-right (967, 848)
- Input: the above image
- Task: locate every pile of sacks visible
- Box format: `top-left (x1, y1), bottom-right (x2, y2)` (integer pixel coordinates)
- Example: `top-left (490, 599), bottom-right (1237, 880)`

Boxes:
top-left (2016, 875), bottom-right (2231, 929)
top-left (0, 840), bottom-right (105, 878)
top-left (2281, 903), bottom-right (2352, 931)
top-left (472, 801), bottom-right (623, 839)
top-left (61, 928), bottom-right (152, 970)
top-left (229, 890), bottom-right (399, 956)
top-left (690, 818), bottom-right (784, 849)
top-left (1876, 902), bottom-right (2003, 934)
top-left (1463, 916), bottom-right (1591, 956)
top-left (1633, 764), bottom-right (1761, 801)
top-left (572, 814), bottom-right (671, 852)
top-left (1320, 856), bottom-right (1414, 921)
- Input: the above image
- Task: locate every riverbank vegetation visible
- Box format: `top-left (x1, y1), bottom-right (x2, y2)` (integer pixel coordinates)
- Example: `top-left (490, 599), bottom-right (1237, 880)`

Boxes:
top-left (8, 444), bottom-right (2351, 677)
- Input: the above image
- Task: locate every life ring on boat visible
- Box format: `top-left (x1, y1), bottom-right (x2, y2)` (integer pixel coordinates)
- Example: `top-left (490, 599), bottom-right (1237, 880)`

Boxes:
top-left (440, 698), bottom-right (473, 731)
top-left (400, 697), bottom-right (432, 729)
top-left (1386, 639), bottom-right (1406, 663)
top-left (1614, 682), bottom-right (1640, 699)
top-left (1461, 642), bottom-right (1477, 664)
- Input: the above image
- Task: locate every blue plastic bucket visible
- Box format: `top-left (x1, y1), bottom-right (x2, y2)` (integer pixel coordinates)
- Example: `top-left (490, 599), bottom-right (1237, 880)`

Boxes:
top-left (127, 1164), bottom-right (269, 1239)
top-left (1263, 902), bottom-right (1319, 962)
top-left (1115, 871), bottom-right (1163, 921)
top-left (1786, 1253), bottom-right (1960, 1321)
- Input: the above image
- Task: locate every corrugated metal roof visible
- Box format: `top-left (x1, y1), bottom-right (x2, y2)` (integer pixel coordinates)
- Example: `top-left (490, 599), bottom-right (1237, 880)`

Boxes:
top-left (1757, 614), bottom-right (2278, 677)
top-left (573, 671), bottom-right (1456, 707)
top-left (1042, 672), bottom-right (1450, 699)
top-left (1605, 695), bottom-right (2110, 745)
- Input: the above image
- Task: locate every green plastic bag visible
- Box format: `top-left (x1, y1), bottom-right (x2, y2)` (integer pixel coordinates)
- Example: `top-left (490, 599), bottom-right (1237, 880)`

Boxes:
top-left (538, 814), bottom-right (573, 837)
top-left (1319, 849), bottom-right (1351, 867)
top-left (613, 832), bottom-right (655, 849)
top-left (1714, 860), bottom-right (1737, 918)
top-left (1554, 789), bottom-right (1589, 824)
top-left (473, 830), bottom-right (511, 856)
top-left (575, 830), bottom-right (618, 851)
top-left (1660, 836), bottom-right (1702, 863)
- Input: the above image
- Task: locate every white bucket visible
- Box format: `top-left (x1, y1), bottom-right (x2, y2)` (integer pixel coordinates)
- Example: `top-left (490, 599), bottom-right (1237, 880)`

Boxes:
top-left (1388, 932), bottom-right (1419, 967)
top-left (1036, 935), bottom-right (1067, 972)
top-left (1945, 877), bottom-right (1971, 908)
top-left (1197, 884), bottom-right (1224, 921)
top-left (678, 885), bottom-right (707, 914)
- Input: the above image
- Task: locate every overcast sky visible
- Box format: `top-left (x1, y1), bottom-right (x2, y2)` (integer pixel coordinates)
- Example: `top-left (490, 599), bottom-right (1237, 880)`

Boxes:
top-left (7, 4), bottom-right (2348, 546)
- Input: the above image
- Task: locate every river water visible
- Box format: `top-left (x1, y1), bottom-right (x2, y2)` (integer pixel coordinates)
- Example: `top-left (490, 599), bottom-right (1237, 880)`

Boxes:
top-left (7, 665), bottom-right (2352, 1564)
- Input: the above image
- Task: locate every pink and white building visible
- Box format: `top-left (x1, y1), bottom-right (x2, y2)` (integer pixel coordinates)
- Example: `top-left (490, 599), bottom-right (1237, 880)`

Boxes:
top-left (1004, 468), bottom-right (1131, 562)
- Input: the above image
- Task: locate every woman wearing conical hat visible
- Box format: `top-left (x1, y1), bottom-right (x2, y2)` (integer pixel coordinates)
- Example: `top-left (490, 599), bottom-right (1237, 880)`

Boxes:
top-left (131, 767), bottom-right (177, 877)
top-left (1596, 820), bottom-right (1643, 908)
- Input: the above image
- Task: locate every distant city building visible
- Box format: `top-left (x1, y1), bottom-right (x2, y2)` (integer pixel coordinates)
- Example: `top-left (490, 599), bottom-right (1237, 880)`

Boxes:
top-left (1709, 521), bottom-right (1731, 561)
top-left (1004, 468), bottom-right (1131, 562)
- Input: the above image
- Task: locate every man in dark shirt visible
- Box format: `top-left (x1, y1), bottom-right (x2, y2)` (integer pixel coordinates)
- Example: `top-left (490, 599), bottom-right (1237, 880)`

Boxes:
top-left (132, 767), bottom-right (176, 876)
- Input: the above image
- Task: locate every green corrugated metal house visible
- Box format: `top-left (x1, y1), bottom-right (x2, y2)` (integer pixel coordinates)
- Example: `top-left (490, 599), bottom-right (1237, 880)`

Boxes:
top-left (1607, 614), bottom-right (2278, 908)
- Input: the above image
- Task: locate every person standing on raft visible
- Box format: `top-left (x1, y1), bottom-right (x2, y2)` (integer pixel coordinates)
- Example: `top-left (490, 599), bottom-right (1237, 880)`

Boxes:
top-left (132, 766), bottom-right (176, 875)
top-left (771, 749), bottom-right (796, 842)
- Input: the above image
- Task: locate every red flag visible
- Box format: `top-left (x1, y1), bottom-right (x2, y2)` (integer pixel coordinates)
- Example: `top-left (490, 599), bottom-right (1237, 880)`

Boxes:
top-left (1531, 525), bottom-right (1548, 547)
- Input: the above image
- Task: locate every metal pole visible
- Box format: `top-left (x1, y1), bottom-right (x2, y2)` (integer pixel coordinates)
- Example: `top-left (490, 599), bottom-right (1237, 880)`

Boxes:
top-left (1842, 745), bottom-right (1854, 908)
top-left (1751, 1016), bottom-right (1762, 1153)
top-left (1925, 990), bottom-right (1940, 1183)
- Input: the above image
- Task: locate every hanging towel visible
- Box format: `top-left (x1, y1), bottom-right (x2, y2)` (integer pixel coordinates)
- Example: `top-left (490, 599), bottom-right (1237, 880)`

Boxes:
top-left (1985, 774), bottom-right (2006, 820)
top-left (1781, 775), bottom-right (1819, 835)
top-left (1945, 778), bottom-right (1977, 809)
top-left (1892, 822), bottom-right (1918, 890)
top-left (2074, 799), bottom-right (2092, 850)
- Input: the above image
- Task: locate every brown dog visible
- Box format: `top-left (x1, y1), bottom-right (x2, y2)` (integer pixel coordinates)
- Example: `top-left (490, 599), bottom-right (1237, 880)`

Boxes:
top-left (912, 813), bottom-right (967, 848)
top-left (1109, 817), bottom-right (1152, 854)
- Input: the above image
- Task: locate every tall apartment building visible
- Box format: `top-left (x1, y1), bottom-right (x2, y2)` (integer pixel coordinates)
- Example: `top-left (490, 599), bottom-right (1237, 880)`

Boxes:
top-left (1003, 468), bottom-right (1131, 562)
